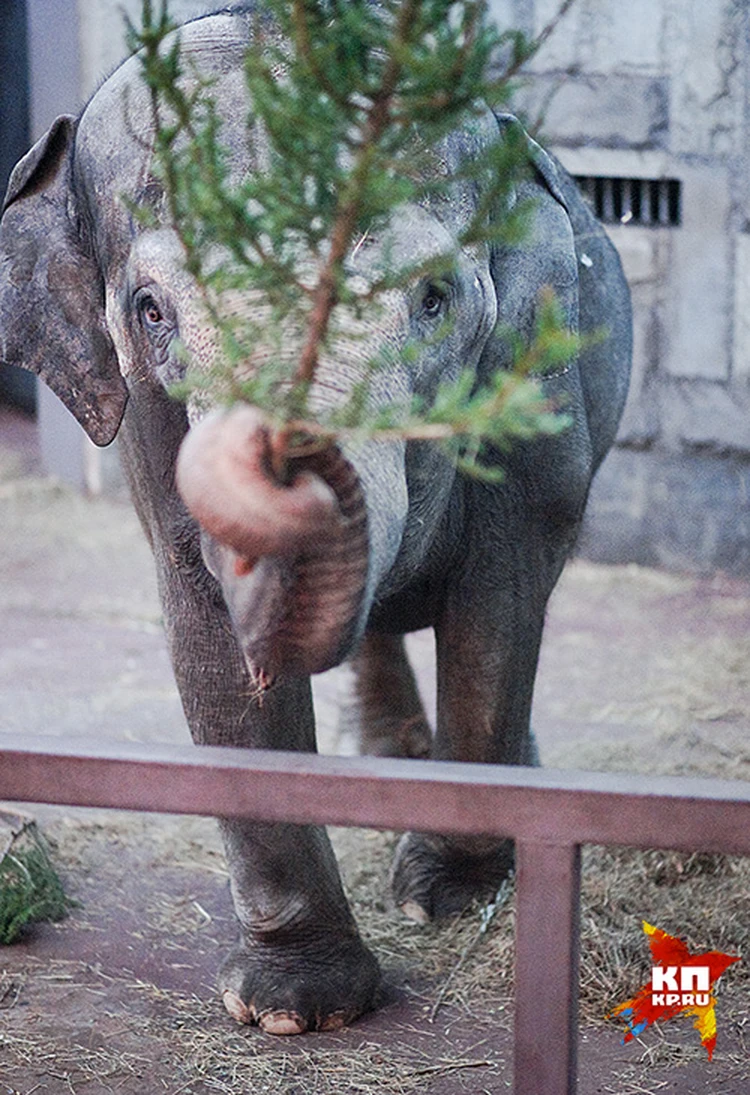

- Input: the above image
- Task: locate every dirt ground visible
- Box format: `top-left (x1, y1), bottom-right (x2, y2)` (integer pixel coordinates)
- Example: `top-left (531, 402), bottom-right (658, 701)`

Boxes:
top-left (0, 406), bottom-right (748, 1094)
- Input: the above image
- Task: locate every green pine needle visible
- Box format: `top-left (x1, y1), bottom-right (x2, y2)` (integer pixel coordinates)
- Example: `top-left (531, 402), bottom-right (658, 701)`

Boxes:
top-left (0, 823), bottom-right (75, 945)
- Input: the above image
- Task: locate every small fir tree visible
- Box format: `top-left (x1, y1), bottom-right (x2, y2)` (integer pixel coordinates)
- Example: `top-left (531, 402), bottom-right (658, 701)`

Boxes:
top-left (0, 818), bottom-right (75, 945)
top-left (127, 0), bottom-right (580, 481)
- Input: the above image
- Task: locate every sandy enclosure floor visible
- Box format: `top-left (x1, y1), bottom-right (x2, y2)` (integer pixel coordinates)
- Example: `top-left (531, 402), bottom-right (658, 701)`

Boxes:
top-left (0, 415), bottom-right (748, 1093)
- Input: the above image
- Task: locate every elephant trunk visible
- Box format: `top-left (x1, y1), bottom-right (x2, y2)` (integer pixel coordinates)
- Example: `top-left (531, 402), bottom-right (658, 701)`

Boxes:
top-left (176, 405), bottom-right (369, 686)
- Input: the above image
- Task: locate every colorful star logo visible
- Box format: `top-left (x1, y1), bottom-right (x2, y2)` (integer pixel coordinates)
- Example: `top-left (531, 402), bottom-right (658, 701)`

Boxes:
top-left (610, 921), bottom-right (741, 1060)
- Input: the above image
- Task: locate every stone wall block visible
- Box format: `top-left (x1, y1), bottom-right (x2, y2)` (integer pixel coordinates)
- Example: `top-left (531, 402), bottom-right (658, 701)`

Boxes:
top-left (660, 378), bottom-right (750, 454)
top-left (488, 0), bottom-right (535, 38)
top-left (522, 0), bottom-right (584, 71)
top-left (528, 0), bottom-right (663, 73)
top-left (666, 0), bottom-right (746, 158)
top-left (662, 166), bottom-right (731, 381)
top-left (732, 231), bottom-right (750, 382)
top-left (615, 304), bottom-right (661, 447)
top-left (606, 225), bottom-right (664, 286)
top-left (581, 447), bottom-right (750, 576)
top-left (523, 75), bottom-right (669, 149)
top-left (605, 226), bottom-right (664, 446)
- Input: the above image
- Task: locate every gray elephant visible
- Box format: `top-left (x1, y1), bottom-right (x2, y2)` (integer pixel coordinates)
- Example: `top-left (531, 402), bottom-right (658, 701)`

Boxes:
top-left (0, 9), bottom-right (631, 1034)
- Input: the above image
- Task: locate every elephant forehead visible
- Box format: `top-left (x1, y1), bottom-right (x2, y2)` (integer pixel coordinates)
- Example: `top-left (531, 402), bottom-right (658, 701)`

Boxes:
top-left (127, 229), bottom-right (185, 275)
top-left (74, 14), bottom-right (254, 254)
top-left (79, 16), bottom-right (249, 158)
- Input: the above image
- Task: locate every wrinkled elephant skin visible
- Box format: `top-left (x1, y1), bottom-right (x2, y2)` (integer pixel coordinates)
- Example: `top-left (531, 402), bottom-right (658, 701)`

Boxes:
top-left (0, 9), bottom-right (631, 1034)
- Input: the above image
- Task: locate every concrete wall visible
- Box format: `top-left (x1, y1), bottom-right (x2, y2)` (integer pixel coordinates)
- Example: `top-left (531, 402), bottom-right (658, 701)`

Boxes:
top-left (489, 0), bottom-right (750, 575)
top-left (76, 0), bottom-right (212, 97)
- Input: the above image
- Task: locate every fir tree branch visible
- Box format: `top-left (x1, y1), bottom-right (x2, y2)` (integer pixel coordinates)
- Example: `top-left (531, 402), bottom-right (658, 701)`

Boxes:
top-left (129, 1), bottom-right (582, 483)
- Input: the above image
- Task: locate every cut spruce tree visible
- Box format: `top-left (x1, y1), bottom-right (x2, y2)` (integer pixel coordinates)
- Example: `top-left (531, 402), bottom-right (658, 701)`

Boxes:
top-left (128, 0), bottom-right (581, 481)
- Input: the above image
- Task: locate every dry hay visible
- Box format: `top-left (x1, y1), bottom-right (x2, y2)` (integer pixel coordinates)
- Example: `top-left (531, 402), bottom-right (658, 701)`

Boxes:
top-left (0, 819), bottom-right (513, 1093)
top-left (0, 961), bottom-right (503, 1095)
top-left (335, 827), bottom-right (749, 1026)
top-left (154, 1016), bottom-right (500, 1094)
top-left (341, 828), bottom-right (750, 1085)
top-left (1, 815), bottom-right (748, 1092)
top-left (578, 846), bottom-right (749, 1022)
top-left (334, 828), bottom-right (516, 1017)
top-left (580, 629), bottom-right (750, 773)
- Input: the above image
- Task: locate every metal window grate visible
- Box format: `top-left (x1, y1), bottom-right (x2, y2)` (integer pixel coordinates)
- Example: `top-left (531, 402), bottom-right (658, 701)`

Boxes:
top-left (574, 175), bottom-right (681, 227)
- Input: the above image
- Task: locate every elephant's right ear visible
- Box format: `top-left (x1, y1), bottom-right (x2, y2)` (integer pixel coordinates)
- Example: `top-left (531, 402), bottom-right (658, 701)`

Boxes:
top-left (0, 115), bottom-right (128, 446)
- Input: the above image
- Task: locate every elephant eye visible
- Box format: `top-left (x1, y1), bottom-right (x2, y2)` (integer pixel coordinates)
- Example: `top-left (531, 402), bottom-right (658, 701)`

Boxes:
top-left (138, 293), bottom-right (165, 327)
top-left (133, 289), bottom-right (177, 373)
top-left (421, 283), bottom-right (447, 320)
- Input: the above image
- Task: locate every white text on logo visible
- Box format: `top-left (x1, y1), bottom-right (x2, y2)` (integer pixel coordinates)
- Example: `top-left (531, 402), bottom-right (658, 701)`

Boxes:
top-left (651, 966), bottom-right (711, 1008)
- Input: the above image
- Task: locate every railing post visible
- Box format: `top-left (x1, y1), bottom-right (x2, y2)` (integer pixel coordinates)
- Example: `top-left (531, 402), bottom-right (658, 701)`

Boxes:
top-left (513, 839), bottom-right (581, 1095)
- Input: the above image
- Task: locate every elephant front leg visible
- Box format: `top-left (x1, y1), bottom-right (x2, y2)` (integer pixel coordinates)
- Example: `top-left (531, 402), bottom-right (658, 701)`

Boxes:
top-left (119, 400), bottom-right (380, 1031)
top-left (218, 816), bottom-right (380, 1033)
top-left (391, 577), bottom-right (544, 923)
top-left (163, 578), bottom-right (380, 1033)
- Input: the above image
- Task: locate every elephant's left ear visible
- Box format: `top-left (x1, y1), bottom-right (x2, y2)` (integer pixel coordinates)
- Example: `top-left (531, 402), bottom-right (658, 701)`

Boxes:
top-left (493, 112), bottom-right (570, 212)
top-left (0, 115), bottom-right (128, 446)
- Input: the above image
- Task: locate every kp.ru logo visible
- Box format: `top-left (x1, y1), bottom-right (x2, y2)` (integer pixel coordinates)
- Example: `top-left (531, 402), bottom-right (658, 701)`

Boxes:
top-left (650, 964), bottom-right (711, 1008)
top-left (610, 921), bottom-right (740, 1059)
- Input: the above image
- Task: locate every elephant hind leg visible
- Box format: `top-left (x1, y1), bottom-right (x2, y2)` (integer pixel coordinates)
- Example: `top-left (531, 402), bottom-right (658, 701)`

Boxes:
top-left (391, 569), bottom-right (548, 922)
top-left (339, 632), bottom-right (432, 759)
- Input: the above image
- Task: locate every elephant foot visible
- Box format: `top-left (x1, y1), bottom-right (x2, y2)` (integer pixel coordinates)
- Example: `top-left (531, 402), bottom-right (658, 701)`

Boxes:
top-left (391, 832), bottom-right (514, 923)
top-left (218, 932), bottom-right (381, 1035)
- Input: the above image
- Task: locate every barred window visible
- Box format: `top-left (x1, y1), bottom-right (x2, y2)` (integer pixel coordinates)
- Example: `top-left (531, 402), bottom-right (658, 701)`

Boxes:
top-left (574, 176), bottom-right (681, 228)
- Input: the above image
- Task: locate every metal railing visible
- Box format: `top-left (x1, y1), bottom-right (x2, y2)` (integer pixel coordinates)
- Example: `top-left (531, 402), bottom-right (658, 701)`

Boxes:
top-left (2, 733), bottom-right (749, 1095)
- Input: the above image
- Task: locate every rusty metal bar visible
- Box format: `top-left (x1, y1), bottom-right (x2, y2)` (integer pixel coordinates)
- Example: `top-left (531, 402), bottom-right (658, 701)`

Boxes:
top-left (514, 840), bottom-right (581, 1095)
top-left (1, 735), bottom-right (749, 853)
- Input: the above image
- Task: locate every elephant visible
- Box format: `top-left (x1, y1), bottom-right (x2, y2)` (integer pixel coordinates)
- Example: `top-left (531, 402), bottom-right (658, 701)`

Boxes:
top-left (0, 8), bottom-right (631, 1034)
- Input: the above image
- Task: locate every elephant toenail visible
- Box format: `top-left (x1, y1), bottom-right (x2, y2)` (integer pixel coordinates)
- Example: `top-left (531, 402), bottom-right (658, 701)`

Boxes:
top-left (259, 1010), bottom-right (308, 1035)
top-left (320, 1011), bottom-right (347, 1032)
top-left (400, 899), bottom-right (431, 924)
top-left (222, 989), bottom-right (254, 1024)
